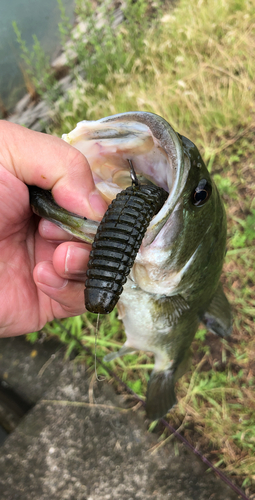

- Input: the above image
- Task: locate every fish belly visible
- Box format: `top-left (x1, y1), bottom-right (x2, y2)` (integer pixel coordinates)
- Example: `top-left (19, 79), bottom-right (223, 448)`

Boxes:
top-left (118, 279), bottom-right (174, 371)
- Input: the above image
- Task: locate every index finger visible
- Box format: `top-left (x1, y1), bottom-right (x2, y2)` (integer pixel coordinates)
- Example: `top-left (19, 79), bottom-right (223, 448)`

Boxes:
top-left (0, 120), bottom-right (107, 219)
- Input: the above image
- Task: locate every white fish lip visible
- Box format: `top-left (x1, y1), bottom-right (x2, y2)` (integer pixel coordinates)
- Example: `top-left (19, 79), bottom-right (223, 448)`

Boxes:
top-left (62, 112), bottom-right (191, 245)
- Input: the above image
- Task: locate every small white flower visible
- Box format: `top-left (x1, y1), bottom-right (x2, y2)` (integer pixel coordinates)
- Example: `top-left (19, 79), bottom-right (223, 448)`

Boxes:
top-left (175, 56), bottom-right (185, 63)
top-left (177, 80), bottom-right (186, 88)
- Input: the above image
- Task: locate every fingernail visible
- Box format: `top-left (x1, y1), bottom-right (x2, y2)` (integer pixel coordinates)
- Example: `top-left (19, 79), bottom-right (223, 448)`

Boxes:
top-left (89, 189), bottom-right (107, 218)
top-left (37, 264), bottom-right (68, 289)
top-left (65, 245), bottom-right (89, 274)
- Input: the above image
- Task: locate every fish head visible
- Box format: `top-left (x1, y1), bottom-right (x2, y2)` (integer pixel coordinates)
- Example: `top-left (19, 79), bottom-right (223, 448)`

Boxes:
top-left (162, 133), bottom-right (227, 308)
top-left (63, 112), bottom-right (226, 307)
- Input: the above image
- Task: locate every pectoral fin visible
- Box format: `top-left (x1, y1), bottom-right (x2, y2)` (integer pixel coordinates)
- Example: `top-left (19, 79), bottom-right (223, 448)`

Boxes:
top-left (104, 345), bottom-right (136, 362)
top-left (152, 294), bottom-right (190, 326)
top-left (146, 370), bottom-right (177, 420)
top-left (201, 282), bottom-right (232, 338)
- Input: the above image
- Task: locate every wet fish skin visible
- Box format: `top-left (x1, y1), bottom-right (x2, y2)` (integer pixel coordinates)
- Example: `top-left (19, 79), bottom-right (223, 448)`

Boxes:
top-left (126, 133), bottom-right (230, 419)
top-left (28, 185), bottom-right (99, 244)
top-left (29, 112), bottom-right (232, 420)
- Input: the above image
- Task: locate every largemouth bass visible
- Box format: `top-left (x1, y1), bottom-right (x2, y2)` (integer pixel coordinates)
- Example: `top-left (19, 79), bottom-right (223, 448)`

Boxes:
top-left (29, 112), bottom-right (232, 420)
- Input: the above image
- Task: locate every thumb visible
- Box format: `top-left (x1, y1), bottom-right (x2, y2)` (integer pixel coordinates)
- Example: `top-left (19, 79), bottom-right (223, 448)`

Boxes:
top-left (0, 120), bottom-right (107, 220)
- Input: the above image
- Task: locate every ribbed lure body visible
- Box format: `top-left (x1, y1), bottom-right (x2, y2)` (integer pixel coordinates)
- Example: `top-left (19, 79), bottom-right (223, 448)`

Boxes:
top-left (85, 184), bottom-right (168, 313)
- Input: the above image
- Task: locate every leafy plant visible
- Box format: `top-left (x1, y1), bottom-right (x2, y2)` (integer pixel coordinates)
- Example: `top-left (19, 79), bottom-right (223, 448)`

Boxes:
top-left (230, 209), bottom-right (255, 248)
top-left (13, 22), bottom-right (60, 102)
top-left (57, 0), bottom-right (73, 45)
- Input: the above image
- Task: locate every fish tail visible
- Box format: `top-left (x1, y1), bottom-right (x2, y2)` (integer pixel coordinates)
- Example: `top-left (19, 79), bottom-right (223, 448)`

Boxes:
top-left (146, 370), bottom-right (177, 420)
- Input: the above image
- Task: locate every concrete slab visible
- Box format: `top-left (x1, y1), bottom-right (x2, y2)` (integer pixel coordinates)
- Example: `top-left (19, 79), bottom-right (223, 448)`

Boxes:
top-left (0, 363), bottom-right (239, 500)
top-left (0, 336), bottom-right (65, 405)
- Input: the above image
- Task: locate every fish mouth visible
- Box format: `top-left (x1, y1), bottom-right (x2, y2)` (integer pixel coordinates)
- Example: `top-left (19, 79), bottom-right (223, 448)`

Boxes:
top-left (63, 112), bottom-right (190, 244)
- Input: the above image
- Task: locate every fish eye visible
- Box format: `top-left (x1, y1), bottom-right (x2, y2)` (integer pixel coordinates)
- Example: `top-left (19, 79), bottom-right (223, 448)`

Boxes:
top-left (192, 179), bottom-right (212, 207)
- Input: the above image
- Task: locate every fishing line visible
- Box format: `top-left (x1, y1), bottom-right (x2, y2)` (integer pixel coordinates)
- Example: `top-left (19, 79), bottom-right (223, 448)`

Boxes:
top-left (55, 319), bottom-right (250, 500)
top-left (94, 313), bottom-right (105, 382)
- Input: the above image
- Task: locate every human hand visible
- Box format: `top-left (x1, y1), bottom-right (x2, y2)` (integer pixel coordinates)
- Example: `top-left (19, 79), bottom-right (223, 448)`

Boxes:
top-left (0, 121), bottom-right (107, 337)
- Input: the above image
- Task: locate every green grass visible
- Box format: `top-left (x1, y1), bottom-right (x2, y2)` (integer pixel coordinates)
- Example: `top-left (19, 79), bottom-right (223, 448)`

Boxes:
top-left (25, 0), bottom-right (255, 494)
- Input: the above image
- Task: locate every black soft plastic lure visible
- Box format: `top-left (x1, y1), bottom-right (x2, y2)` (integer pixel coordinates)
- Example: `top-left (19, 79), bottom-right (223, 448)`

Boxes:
top-left (85, 167), bottom-right (168, 314)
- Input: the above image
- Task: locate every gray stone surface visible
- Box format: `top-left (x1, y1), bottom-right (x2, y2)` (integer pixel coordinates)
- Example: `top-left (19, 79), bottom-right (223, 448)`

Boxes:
top-left (8, 100), bottom-right (51, 131)
top-left (58, 74), bottom-right (74, 93)
top-left (0, 336), bottom-right (65, 405)
top-left (14, 93), bottom-right (32, 115)
top-left (0, 363), bottom-right (239, 500)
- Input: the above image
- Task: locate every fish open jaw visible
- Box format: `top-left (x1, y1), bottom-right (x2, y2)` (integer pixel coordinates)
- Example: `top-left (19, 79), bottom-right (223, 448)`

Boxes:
top-left (63, 112), bottom-right (189, 243)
